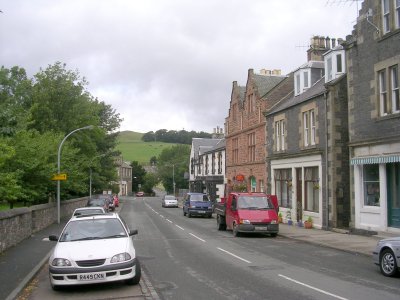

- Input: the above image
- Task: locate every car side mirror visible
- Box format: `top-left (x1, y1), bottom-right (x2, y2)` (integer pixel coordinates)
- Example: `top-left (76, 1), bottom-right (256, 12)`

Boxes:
top-left (129, 229), bottom-right (138, 236)
top-left (49, 235), bottom-right (59, 241)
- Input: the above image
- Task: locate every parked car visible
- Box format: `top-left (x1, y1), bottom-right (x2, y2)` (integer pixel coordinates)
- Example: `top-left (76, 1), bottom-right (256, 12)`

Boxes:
top-left (373, 237), bottom-right (400, 276)
top-left (162, 195), bottom-right (178, 208)
top-left (48, 213), bottom-right (141, 290)
top-left (87, 195), bottom-right (112, 212)
top-left (136, 191), bottom-right (144, 197)
top-left (183, 192), bottom-right (213, 218)
top-left (72, 207), bottom-right (105, 218)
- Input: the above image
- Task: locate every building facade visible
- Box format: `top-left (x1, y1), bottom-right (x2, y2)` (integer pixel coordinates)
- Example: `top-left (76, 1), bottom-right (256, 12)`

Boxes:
top-left (116, 156), bottom-right (132, 196)
top-left (345, 0), bottom-right (400, 233)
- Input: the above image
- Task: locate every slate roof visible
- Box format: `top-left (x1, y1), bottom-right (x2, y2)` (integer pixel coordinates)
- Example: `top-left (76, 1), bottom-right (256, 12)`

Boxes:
top-left (192, 138), bottom-right (223, 159)
top-left (253, 74), bottom-right (286, 98)
top-left (266, 76), bottom-right (326, 116)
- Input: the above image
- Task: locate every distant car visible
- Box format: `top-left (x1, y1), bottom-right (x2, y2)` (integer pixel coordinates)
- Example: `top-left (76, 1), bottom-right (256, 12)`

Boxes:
top-left (86, 195), bottom-right (112, 212)
top-left (72, 207), bottom-right (105, 218)
top-left (162, 195), bottom-right (178, 208)
top-left (48, 213), bottom-right (141, 290)
top-left (136, 192), bottom-right (144, 197)
top-left (373, 236), bottom-right (400, 276)
top-left (183, 192), bottom-right (213, 218)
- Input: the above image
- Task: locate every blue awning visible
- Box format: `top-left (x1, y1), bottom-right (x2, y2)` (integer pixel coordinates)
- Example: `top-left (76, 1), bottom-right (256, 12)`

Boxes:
top-left (351, 155), bottom-right (400, 165)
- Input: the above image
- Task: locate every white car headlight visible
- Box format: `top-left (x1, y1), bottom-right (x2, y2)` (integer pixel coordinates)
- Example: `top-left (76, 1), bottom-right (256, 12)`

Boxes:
top-left (52, 258), bottom-right (71, 267)
top-left (270, 220), bottom-right (277, 224)
top-left (240, 219), bottom-right (251, 224)
top-left (111, 252), bottom-right (131, 263)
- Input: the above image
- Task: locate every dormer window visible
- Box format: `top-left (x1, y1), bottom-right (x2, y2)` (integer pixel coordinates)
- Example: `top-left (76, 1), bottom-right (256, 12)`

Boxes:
top-left (294, 69), bottom-right (311, 96)
top-left (324, 48), bottom-right (346, 83)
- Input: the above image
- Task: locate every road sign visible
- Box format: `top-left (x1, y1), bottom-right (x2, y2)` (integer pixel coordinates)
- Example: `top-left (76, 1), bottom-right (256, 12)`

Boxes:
top-left (51, 173), bottom-right (67, 181)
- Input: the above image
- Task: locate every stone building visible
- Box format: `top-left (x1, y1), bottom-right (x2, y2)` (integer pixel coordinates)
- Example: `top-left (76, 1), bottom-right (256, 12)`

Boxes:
top-left (344, 0), bottom-right (400, 233)
top-left (265, 36), bottom-right (350, 229)
top-left (225, 69), bottom-right (286, 194)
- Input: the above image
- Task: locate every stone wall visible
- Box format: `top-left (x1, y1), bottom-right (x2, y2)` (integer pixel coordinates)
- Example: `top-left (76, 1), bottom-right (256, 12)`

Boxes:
top-left (0, 197), bottom-right (88, 253)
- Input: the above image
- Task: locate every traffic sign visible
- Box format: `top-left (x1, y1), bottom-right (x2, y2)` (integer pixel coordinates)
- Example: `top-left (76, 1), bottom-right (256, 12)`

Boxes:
top-left (51, 173), bottom-right (67, 181)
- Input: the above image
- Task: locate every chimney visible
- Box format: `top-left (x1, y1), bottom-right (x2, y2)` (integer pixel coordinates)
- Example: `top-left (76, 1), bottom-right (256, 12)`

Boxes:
top-left (325, 36), bottom-right (331, 49)
top-left (307, 35), bottom-right (330, 62)
top-left (332, 38), bottom-right (336, 48)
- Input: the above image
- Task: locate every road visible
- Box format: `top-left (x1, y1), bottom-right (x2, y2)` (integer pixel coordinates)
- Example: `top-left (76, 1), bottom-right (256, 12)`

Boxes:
top-left (24, 196), bottom-right (400, 300)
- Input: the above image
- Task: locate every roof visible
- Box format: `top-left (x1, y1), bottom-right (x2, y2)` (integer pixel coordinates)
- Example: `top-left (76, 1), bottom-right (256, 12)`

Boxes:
top-left (253, 74), bottom-right (286, 98)
top-left (266, 76), bottom-right (326, 116)
top-left (192, 138), bottom-right (223, 159)
top-left (294, 61), bottom-right (324, 72)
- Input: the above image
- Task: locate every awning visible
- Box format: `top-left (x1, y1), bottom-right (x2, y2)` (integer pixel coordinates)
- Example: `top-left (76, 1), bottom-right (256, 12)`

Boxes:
top-left (351, 155), bottom-right (400, 165)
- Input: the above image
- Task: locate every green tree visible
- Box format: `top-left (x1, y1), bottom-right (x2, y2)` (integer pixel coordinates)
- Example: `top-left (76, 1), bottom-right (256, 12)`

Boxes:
top-left (142, 173), bottom-right (159, 195)
top-left (157, 144), bottom-right (190, 194)
top-left (130, 161), bottom-right (146, 192)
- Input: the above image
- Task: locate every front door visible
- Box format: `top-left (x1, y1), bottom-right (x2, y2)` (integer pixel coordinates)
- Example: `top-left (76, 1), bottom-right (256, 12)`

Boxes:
top-left (296, 168), bottom-right (303, 222)
top-left (387, 163), bottom-right (400, 228)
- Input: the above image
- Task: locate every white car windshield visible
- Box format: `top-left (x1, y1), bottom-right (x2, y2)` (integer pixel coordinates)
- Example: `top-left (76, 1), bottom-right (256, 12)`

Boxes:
top-left (60, 218), bottom-right (127, 242)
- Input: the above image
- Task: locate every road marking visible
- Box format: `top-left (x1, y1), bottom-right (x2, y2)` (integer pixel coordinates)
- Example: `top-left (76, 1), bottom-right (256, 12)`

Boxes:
top-left (175, 225), bottom-right (184, 230)
top-left (189, 233), bottom-right (206, 242)
top-left (166, 219), bottom-right (173, 223)
top-left (42, 237), bottom-right (49, 241)
top-left (278, 274), bottom-right (349, 300)
top-left (217, 247), bottom-right (251, 264)
top-left (159, 215), bottom-right (164, 218)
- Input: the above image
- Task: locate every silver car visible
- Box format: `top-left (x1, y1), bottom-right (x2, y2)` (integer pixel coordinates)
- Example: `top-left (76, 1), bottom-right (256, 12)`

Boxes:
top-left (372, 237), bottom-right (400, 276)
top-left (162, 195), bottom-right (178, 208)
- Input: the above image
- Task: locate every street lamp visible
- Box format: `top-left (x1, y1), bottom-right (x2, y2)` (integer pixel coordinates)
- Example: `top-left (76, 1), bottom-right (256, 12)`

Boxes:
top-left (57, 125), bottom-right (94, 224)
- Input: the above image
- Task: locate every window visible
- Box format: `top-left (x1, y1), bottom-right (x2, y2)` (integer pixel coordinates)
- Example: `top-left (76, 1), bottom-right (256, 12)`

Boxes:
top-left (379, 70), bottom-right (388, 116)
top-left (391, 65), bottom-right (400, 113)
top-left (396, 0), bottom-right (400, 29)
top-left (303, 71), bottom-right (309, 88)
top-left (205, 156), bottom-right (209, 174)
top-left (232, 138), bottom-right (239, 164)
top-left (303, 109), bottom-right (315, 147)
top-left (274, 169), bottom-right (292, 208)
top-left (218, 152), bottom-right (223, 174)
top-left (191, 158), bottom-right (194, 174)
top-left (247, 93), bottom-right (255, 113)
top-left (382, 0), bottom-right (390, 33)
top-left (275, 119), bottom-right (285, 151)
top-left (304, 167), bottom-right (319, 212)
top-left (363, 164), bottom-right (380, 206)
top-left (211, 153), bottom-right (215, 174)
top-left (248, 132), bottom-right (256, 162)
top-left (336, 54), bottom-right (343, 73)
top-left (259, 180), bottom-right (264, 193)
top-left (232, 104), bottom-right (237, 121)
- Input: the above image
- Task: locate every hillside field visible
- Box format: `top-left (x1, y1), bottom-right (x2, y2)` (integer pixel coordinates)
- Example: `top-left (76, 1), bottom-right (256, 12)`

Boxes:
top-left (116, 131), bottom-right (176, 164)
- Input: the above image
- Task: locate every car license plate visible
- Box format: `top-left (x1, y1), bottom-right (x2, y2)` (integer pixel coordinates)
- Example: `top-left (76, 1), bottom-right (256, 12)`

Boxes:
top-left (255, 226), bottom-right (268, 231)
top-left (78, 272), bottom-right (105, 281)
top-left (198, 210), bottom-right (205, 213)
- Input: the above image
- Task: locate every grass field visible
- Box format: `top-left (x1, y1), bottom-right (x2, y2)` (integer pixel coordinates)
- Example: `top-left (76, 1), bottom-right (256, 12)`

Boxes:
top-left (116, 131), bottom-right (176, 164)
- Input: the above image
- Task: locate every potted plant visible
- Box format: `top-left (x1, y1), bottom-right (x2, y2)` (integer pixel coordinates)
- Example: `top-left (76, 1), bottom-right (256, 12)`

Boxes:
top-left (278, 212), bottom-right (283, 223)
top-left (304, 216), bottom-right (313, 229)
top-left (286, 209), bottom-right (293, 225)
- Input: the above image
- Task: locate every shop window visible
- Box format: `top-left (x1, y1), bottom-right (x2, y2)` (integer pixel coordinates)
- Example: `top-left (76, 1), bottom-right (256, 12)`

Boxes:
top-left (363, 164), bottom-right (380, 206)
top-left (304, 167), bottom-right (319, 212)
top-left (274, 169), bottom-right (292, 208)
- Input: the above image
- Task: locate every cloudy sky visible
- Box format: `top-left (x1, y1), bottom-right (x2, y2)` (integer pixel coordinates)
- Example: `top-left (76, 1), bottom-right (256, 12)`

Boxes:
top-left (0, 0), bottom-right (361, 134)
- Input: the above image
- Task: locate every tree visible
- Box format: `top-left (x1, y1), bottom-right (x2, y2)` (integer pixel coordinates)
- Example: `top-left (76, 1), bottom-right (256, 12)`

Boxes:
top-left (157, 144), bottom-right (190, 194)
top-left (142, 173), bottom-right (159, 195)
top-left (130, 161), bottom-right (146, 192)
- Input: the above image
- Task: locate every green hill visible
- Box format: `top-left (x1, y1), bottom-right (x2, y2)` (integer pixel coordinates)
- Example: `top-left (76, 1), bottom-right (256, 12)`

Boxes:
top-left (116, 131), bottom-right (176, 165)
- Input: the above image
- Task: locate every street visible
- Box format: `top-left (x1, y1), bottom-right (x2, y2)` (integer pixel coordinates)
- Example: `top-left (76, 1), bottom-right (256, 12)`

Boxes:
top-left (24, 196), bottom-right (400, 300)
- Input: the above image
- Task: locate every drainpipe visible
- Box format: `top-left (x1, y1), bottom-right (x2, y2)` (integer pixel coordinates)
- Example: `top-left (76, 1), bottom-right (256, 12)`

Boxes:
top-left (324, 91), bottom-right (329, 230)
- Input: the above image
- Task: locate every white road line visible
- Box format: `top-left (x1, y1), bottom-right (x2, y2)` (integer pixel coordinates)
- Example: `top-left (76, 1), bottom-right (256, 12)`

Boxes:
top-left (175, 225), bottom-right (184, 230)
top-left (159, 215), bottom-right (164, 218)
top-left (155, 211), bottom-right (159, 214)
top-left (217, 247), bottom-right (251, 264)
top-left (278, 274), bottom-right (349, 300)
top-left (189, 233), bottom-right (206, 242)
top-left (166, 219), bottom-right (173, 223)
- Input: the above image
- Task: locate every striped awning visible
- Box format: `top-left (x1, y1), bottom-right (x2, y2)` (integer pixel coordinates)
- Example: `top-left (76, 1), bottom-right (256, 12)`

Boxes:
top-left (351, 155), bottom-right (400, 165)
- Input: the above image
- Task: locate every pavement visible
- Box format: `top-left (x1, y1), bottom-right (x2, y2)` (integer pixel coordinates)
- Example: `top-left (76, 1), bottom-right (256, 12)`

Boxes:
top-left (1, 212), bottom-right (398, 300)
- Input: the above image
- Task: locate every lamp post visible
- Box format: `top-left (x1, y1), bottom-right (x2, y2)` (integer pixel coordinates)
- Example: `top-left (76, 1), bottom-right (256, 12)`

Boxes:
top-left (57, 125), bottom-right (93, 224)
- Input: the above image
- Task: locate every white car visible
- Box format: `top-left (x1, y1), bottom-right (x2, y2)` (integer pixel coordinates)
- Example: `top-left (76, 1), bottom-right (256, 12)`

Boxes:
top-left (71, 207), bottom-right (105, 218)
top-left (48, 213), bottom-right (141, 290)
top-left (372, 236), bottom-right (400, 276)
top-left (162, 195), bottom-right (178, 208)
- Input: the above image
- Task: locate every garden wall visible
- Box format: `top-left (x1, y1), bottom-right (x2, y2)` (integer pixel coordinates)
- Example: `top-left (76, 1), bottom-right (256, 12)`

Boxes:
top-left (0, 197), bottom-right (88, 253)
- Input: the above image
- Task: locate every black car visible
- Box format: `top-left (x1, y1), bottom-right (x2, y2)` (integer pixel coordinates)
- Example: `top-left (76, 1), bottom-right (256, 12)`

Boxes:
top-left (86, 195), bottom-right (112, 212)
